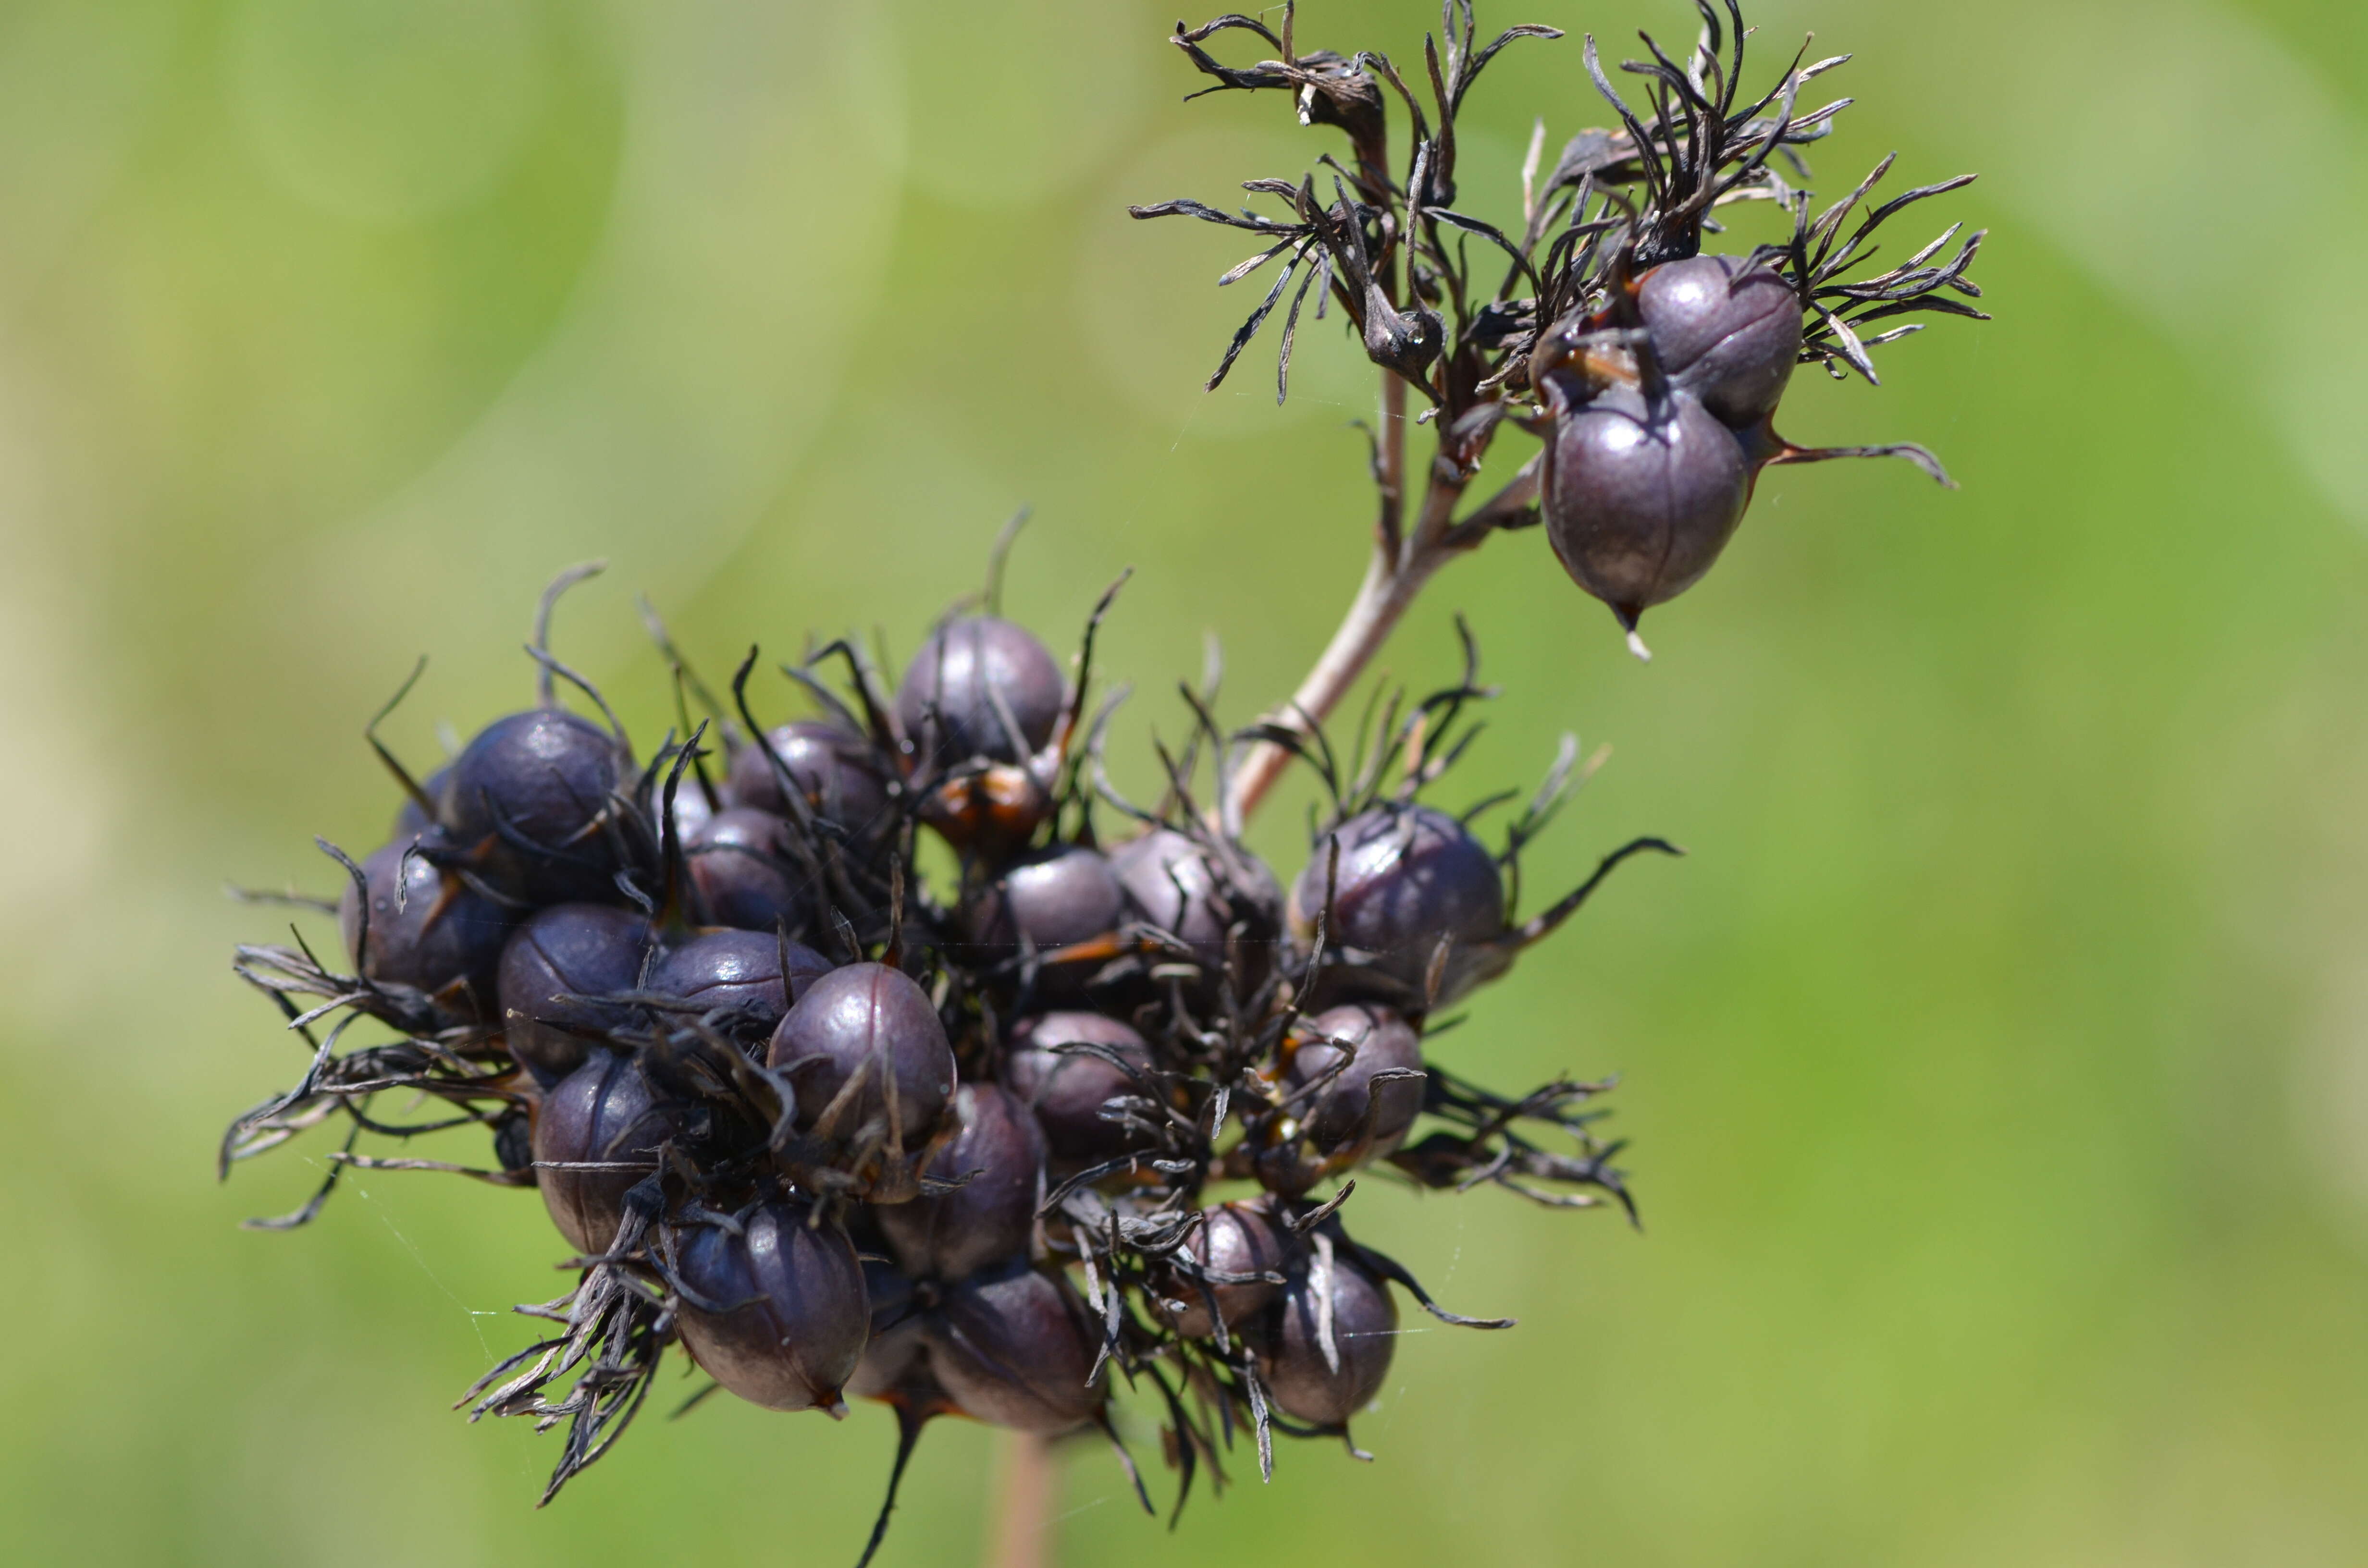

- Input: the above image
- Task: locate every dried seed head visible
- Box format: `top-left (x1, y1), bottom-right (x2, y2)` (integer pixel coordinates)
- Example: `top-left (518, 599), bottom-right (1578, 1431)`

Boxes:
top-left (877, 1082), bottom-right (1047, 1281)
top-left (446, 708), bottom-right (637, 904)
top-left (532, 1050), bottom-right (687, 1254)
top-left (768, 962), bottom-right (957, 1145)
top-left (1637, 255), bottom-right (1805, 429)
top-left (925, 1263), bottom-right (1105, 1434)
top-left (1004, 1011), bottom-right (1158, 1166)
top-left (727, 721), bottom-right (891, 845)
top-left (338, 840), bottom-right (513, 1022)
top-left (683, 808), bottom-right (810, 934)
top-left (1111, 826), bottom-right (1284, 992)
top-left (497, 903), bottom-right (654, 1085)
top-left (1156, 1197), bottom-right (1291, 1338)
top-left (896, 616), bottom-right (1065, 769)
top-left (1290, 803), bottom-right (1507, 1006)
top-left (1284, 1004), bottom-right (1426, 1157)
top-left (1541, 381), bottom-right (1751, 637)
top-left (962, 844), bottom-right (1125, 963)
top-left (1252, 1246), bottom-right (1398, 1427)
top-left (647, 929), bottom-right (833, 1050)
top-left (672, 1200), bottom-right (871, 1414)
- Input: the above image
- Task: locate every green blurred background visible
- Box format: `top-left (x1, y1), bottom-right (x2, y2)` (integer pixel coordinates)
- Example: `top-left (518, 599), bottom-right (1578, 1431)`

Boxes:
top-left (3, 0), bottom-right (2364, 1562)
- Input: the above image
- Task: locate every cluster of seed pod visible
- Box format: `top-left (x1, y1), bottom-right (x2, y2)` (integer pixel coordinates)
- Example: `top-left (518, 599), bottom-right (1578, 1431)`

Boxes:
top-left (225, 564), bottom-right (1661, 1557)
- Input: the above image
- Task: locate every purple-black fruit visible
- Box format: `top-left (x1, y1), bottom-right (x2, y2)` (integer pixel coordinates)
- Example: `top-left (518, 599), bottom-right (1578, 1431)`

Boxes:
top-left (683, 808), bottom-right (810, 933)
top-left (1539, 381), bottom-right (1751, 637)
top-left (896, 616), bottom-right (1065, 768)
top-left (878, 1083), bottom-right (1046, 1280)
top-left (647, 929), bottom-right (832, 1049)
top-left (1157, 1198), bottom-right (1291, 1338)
top-left (1004, 1012), bottom-right (1157, 1164)
top-left (767, 962), bottom-right (956, 1145)
top-left (926, 1263), bottom-right (1105, 1434)
top-left (531, 1050), bottom-right (687, 1254)
top-left (446, 708), bottom-right (637, 904)
top-left (1252, 1249), bottom-right (1398, 1426)
top-left (1283, 1004), bottom-right (1426, 1157)
top-left (1111, 827), bottom-right (1283, 991)
top-left (1289, 804), bottom-right (1507, 1006)
top-left (964, 844), bottom-right (1123, 972)
top-left (497, 904), bottom-right (654, 1085)
top-left (1635, 255), bottom-right (1804, 429)
top-left (727, 722), bottom-right (891, 844)
top-left (671, 1200), bottom-right (870, 1413)
top-left (338, 841), bottom-right (513, 1021)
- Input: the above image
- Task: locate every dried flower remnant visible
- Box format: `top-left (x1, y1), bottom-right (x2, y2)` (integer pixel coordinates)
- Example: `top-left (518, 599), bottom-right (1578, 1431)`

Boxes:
top-left (220, 3), bottom-right (1983, 1562)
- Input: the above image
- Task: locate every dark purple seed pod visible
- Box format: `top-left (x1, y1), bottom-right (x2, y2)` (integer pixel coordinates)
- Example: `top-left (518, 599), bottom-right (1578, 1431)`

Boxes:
top-left (497, 903), bottom-right (654, 1085)
top-left (925, 1262), bottom-right (1105, 1434)
top-left (445, 708), bottom-right (637, 904)
top-left (767, 962), bottom-right (956, 1144)
top-left (1111, 827), bottom-right (1284, 988)
top-left (338, 841), bottom-right (514, 1021)
top-left (647, 929), bottom-right (833, 1049)
top-left (1004, 1012), bottom-right (1157, 1164)
top-left (1540, 380), bottom-right (1751, 636)
top-left (531, 1050), bottom-right (688, 1254)
top-left (683, 808), bottom-right (811, 933)
top-left (1288, 803), bottom-right (1507, 1005)
top-left (1636, 254), bottom-right (1804, 429)
top-left (1284, 1004), bottom-right (1426, 1157)
top-left (1157, 1198), bottom-right (1292, 1338)
top-left (671, 1200), bottom-right (871, 1414)
top-left (1253, 1249), bottom-right (1399, 1426)
top-left (727, 721), bottom-right (892, 843)
top-left (964, 844), bottom-right (1123, 960)
top-left (895, 616), bottom-right (1066, 768)
top-left (877, 1083), bottom-right (1046, 1281)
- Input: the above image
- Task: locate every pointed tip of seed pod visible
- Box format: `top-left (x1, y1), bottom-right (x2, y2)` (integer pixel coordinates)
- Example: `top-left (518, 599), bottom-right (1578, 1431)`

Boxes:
top-left (1624, 627), bottom-right (1653, 663)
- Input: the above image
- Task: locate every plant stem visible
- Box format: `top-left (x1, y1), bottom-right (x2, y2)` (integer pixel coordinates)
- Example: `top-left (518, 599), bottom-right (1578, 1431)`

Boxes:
top-left (984, 1431), bottom-right (1056, 1568)
top-left (1224, 377), bottom-right (1544, 828)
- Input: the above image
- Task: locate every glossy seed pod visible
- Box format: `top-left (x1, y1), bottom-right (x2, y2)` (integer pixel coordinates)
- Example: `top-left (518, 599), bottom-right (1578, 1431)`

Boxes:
top-left (1004, 1012), bottom-right (1158, 1164)
top-left (1541, 380), bottom-right (1751, 630)
top-left (1157, 1198), bottom-right (1292, 1338)
top-left (672, 1201), bottom-right (871, 1413)
top-left (1288, 803), bottom-right (1507, 1005)
top-left (683, 808), bottom-right (811, 933)
top-left (531, 1051), bottom-right (688, 1254)
top-left (726, 722), bottom-right (892, 844)
top-left (878, 1083), bottom-right (1046, 1280)
top-left (896, 616), bottom-right (1065, 768)
top-left (445, 708), bottom-right (636, 904)
top-left (767, 962), bottom-right (956, 1144)
top-left (497, 904), bottom-right (654, 1085)
top-left (1284, 1004), bottom-right (1427, 1157)
top-left (1636, 254), bottom-right (1804, 429)
top-left (964, 844), bottom-right (1124, 960)
top-left (1111, 827), bottom-right (1284, 990)
top-left (1253, 1250), bottom-right (1399, 1426)
top-left (338, 840), bottom-right (514, 1020)
top-left (926, 1263), bottom-right (1105, 1434)
top-left (647, 929), bottom-right (833, 1049)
